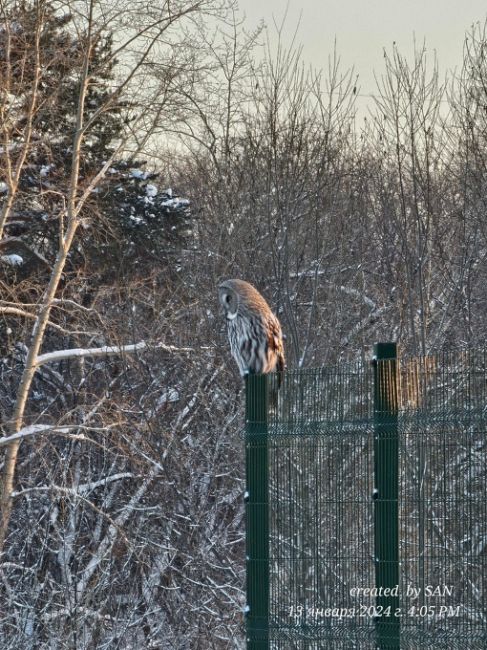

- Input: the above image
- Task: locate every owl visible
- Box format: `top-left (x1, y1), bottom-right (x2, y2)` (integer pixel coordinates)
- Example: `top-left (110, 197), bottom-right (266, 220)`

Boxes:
top-left (218, 279), bottom-right (285, 381)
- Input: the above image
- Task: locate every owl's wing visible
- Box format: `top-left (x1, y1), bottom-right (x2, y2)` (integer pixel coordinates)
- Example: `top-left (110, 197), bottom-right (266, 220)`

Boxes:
top-left (267, 315), bottom-right (286, 381)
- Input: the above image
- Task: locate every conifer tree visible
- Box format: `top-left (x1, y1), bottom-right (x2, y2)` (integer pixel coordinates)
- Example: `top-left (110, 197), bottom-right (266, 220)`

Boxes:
top-left (0, 0), bottom-right (192, 281)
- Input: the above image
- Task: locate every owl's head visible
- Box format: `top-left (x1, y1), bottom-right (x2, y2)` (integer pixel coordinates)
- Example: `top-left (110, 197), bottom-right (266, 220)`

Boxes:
top-left (218, 280), bottom-right (239, 319)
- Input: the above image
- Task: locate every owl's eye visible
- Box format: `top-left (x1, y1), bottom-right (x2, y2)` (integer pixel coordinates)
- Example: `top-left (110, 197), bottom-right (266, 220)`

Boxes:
top-left (225, 294), bottom-right (231, 303)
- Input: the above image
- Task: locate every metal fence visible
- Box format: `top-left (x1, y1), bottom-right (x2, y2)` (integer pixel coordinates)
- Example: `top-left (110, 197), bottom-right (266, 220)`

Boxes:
top-left (244, 343), bottom-right (487, 649)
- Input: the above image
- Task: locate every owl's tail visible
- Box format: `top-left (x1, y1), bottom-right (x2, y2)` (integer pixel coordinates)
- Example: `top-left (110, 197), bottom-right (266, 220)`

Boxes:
top-left (276, 350), bottom-right (286, 389)
top-left (268, 353), bottom-right (285, 414)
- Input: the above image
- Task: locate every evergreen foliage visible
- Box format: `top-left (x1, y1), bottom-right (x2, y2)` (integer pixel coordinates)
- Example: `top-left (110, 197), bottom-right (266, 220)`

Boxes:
top-left (0, 1), bottom-right (192, 280)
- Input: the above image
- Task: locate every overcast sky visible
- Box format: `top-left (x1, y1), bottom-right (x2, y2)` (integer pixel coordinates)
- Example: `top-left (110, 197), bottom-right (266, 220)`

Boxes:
top-left (241, 0), bottom-right (487, 114)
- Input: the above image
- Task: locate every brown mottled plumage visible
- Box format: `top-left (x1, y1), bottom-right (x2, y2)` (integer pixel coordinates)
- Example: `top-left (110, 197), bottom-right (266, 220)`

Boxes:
top-left (218, 279), bottom-right (285, 381)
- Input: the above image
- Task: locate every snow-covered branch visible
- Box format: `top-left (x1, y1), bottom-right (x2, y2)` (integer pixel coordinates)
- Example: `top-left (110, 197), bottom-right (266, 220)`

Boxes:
top-left (12, 472), bottom-right (133, 497)
top-left (0, 424), bottom-right (110, 447)
top-left (75, 468), bottom-right (160, 601)
top-left (340, 305), bottom-right (389, 348)
top-left (289, 268), bottom-right (378, 310)
top-left (0, 306), bottom-right (76, 335)
top-left (0, 237), bottom-right (51, 268)
top-left (34, 341), bottom-right (193, 367)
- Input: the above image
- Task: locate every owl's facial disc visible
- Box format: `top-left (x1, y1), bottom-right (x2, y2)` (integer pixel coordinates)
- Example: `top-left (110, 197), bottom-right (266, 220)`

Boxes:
top-left (221, 289), bottom-right (238, 319)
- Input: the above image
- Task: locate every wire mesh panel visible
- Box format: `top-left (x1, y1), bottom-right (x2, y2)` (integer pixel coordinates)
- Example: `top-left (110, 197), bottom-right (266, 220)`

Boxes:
top-left (394, 350), bottom-right (487, 649)
top-left (245, 348), bottom-right (487, 649)
top-left (267, 430), bottom-right (376, 649)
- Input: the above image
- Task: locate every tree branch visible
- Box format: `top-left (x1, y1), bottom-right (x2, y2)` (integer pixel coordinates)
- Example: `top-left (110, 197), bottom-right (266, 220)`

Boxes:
top-left (34, 341), bottom-right (193, 367)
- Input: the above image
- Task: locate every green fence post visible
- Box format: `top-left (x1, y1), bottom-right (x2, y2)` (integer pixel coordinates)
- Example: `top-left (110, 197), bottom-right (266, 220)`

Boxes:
top-left (373, 342), bottom-right (400, 649)
top-left (245, 374), bottom-right (269, 649)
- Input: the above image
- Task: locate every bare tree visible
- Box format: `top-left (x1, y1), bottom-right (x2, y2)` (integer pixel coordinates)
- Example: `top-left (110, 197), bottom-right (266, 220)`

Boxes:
top-left (371, 42), bottom-right (448, 354)
top-left (0, 0), bottom-right (44, 240)
top-left (0, 0), bottom-right (224, 547)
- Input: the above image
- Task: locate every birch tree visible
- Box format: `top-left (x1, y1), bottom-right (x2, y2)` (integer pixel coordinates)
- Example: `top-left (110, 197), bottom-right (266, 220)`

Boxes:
top-left (0, 0), bottom-right (225, 560)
